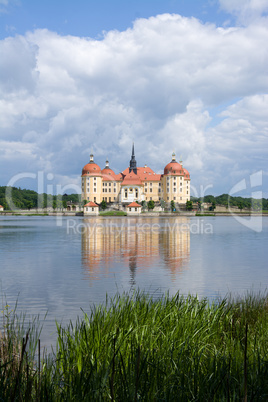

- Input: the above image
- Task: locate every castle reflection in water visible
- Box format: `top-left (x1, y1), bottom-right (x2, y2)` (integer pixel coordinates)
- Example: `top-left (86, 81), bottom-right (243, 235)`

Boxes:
top-left (81, 217), bottom-right (190, 285)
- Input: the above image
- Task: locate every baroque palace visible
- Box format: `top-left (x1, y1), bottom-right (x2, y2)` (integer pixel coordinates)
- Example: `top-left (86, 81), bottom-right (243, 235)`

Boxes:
top-left (81, 144), bottom-right (190, 204)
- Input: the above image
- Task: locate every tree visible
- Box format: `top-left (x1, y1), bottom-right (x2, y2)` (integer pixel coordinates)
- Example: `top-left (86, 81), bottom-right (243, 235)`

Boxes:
top-left (141, 200), bottom-right (147, 211)
top-left (209, 201), bottom-right (216, 211)
top-left (26, 201), bottom-right (33, 210)
top-left (237, 201), bottom-right (243, 211)
top-left (147, 200), bottom-right (155, 210)
top-left (170, 200), bottom-right (176, 211)
top-left (100, 200), bottom-right (107, 210)
top-left (186, 200), bottom-right (193, 211)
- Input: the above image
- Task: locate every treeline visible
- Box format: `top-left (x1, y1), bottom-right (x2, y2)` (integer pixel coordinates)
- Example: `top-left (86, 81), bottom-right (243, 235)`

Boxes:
top-left (191, 193), bottom-right (268, 211)
top-left (0, 186), bottom-right (80, 210)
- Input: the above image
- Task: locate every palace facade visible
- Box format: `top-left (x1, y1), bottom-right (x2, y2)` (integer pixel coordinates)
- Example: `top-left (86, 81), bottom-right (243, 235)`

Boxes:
top-left (81, 145), bottom-right (190, 204)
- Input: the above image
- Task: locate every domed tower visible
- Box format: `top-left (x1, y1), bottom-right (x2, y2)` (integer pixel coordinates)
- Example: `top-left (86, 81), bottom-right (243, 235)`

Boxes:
top-left (81, 153), bottom-right (102, 203)
top-left (162, 152), bottom-right (190, 204)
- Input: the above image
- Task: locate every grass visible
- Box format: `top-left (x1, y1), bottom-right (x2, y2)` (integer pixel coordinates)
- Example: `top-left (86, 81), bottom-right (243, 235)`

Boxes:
top-left (1, 291), bottom-right (268, 400)
top-left (99, 211), bottom-right (127, 216)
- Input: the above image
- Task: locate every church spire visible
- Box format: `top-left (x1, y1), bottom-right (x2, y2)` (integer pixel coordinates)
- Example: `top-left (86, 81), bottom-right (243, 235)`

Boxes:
top-left (129, 142), bottom-right (137, 174)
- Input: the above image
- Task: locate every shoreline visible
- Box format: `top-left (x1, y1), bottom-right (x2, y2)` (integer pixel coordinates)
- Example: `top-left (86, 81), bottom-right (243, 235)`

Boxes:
top-left (0, 211), bottom-right (267, 217)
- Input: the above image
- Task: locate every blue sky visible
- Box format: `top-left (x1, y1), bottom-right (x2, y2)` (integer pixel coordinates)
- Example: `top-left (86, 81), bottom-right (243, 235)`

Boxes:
top-left (1, 0), bottom-right (232, 39)
top-left (0, 0), bottom-right (268, 197)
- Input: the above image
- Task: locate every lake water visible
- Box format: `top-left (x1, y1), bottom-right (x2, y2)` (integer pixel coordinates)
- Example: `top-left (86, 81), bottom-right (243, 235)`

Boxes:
top-left (0, 215), bottom-right (267, 348)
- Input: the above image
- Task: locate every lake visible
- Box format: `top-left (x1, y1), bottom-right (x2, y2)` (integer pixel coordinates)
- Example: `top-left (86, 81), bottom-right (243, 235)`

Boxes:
top-left (0, 215), bottom-right (267, 348)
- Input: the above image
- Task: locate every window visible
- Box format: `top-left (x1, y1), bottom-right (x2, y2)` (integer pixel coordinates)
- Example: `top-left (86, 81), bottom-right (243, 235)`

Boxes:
top-left (92, 207), bottom-right (94, 211)
top-left (129, 208), bottom-right (131, 211)
top-left (174, 197), bottom-right (176, 200)
top-left (180, 197), bottom-right (182, 200)
top-left (109, 183), bottom-right (111, 186)
top-left (167, 197), bottom-right (169, 200)
top-left (180, 182), bottom-right (182, 186)
top-left (125, 190), bottom-right (127, 198)
top-left (180, 188), bottom-right (182, 192)
top-left (167, 189), bottom-right (169, 193)
top-left (114, 188), bottom-right (116, 193)
top-left (150, 182), bottom-right (152, 186)
top-left (150, 197), bottom-right (152, 200)
top-left (135, 208), bottom-right (137, 211)
top-left (173, 188), bottom-right (176, 193)
top-left (150, 189), bottom-right (152, 192)
top-left (94, 177), bottom-right (96, 181)
top-left (145, 189), bottom-right (147, 193)
top-left (94, 197), bottom-right (96, 202)
top-left (145, 183), bottom-right (147, 186)
top-left (114, 182), bottom-right (116, 186)
top-left (94, 188), bottom-right (96, 192)
top-left (135, 189), bottom-right (138, 197)
top-left (109, 189), bottom-right (111, 192)
top-left (159, 183), bottom-right (161, 187)
top-left (158, 188), bottom-right (161, 192)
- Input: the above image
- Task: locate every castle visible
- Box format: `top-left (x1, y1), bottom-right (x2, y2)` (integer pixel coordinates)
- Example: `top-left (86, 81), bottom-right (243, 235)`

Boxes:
top-left (81, 144), bottom-right (190, 205)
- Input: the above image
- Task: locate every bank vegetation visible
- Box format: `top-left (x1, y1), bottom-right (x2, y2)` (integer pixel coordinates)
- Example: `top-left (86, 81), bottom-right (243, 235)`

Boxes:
top-left (1, 291), bottom-right (268, 400)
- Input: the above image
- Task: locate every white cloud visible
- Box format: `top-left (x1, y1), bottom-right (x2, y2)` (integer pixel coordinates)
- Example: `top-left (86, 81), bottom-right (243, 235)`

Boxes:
top-left (219, 0), bottom-right (268, 24)
top-left (0, 12), bottom-right (267, 196)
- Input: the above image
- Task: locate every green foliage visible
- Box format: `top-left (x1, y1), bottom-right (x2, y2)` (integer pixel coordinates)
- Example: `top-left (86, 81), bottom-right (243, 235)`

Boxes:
top-left (147, 200), bottom-right (155, 210)
top-left (1, 292), bottom-right (268, 400)
top-left (200, 194), bottom-right (268, 210)
top-left (186, 200), bottom-right (193, 210)
top-left (170, 200), bottom-right (176, 211)
top-left (100, 200), bottom-right (107, 210)
top-left (0, 186), bottom-right (80, 210)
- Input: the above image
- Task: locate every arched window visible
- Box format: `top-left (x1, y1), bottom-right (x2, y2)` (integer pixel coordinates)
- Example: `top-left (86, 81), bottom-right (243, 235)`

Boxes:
top-left (135, 189), bottom-right (138, 198)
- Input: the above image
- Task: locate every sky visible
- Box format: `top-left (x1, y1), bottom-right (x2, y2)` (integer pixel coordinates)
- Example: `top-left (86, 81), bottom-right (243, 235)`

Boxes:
top-left (0, 0), bottom-right (268, 198)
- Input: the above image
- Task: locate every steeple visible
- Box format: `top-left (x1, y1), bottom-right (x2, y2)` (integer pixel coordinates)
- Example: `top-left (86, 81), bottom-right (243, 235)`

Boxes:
top-left (129, 142), bottom-right (137, 174)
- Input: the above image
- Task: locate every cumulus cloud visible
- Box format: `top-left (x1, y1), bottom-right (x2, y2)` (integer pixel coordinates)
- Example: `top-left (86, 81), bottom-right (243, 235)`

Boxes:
top-left (219, 0), bottom-right (268, 24)
top-left (0, 12), bottom-right (267, 196)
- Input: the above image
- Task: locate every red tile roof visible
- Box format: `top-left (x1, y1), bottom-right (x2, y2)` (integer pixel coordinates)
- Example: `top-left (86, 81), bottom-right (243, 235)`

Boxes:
top-left (127, 202), bottom-right (141, 208)
top-left (164, 162), bottom-right (185, 176)
top-left (122, 172), bottom-right (143, 186)
top-left (84, 202), bottom-right (98, 207)
top-left (82, 162), bottom-right (102, 176)
top-left (121, 167), bottom-right (161, 182)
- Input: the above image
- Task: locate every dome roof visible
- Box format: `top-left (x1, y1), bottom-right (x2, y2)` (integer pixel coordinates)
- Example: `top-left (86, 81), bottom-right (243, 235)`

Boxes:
top-left (101, 167), bottom-right (116, 181)
top-left (82, 154), bottom-right (102, 175)
top-left (164, 161), bottom-right (184, 175)
top-left (82, 162), bottom-right (101, 175)
top-left (183, 168), bottom-right (190, 178)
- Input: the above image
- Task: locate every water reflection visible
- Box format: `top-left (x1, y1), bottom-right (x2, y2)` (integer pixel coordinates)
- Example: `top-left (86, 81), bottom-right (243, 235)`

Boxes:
top-left (81, 217), bottom-right (190, 285)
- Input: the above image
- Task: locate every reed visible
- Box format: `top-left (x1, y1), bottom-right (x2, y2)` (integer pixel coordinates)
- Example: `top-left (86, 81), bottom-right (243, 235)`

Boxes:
top-left (1, 291), bottom-right (268, 400)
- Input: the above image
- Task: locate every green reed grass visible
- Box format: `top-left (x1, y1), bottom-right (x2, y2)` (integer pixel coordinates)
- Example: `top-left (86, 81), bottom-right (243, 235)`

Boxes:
top-left (1, 291), bottom-right (268, 400)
